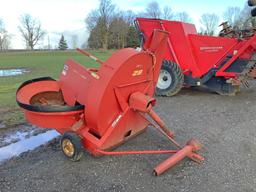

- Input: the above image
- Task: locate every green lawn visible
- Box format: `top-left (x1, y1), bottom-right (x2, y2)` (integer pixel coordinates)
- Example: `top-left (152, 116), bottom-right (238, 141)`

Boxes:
top-left (0, 50), bottom-right (113, 127)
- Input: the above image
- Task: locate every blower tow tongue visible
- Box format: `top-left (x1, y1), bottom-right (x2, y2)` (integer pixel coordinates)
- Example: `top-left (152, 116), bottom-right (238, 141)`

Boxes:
top-left (16, 29), bottom-right (203, 176)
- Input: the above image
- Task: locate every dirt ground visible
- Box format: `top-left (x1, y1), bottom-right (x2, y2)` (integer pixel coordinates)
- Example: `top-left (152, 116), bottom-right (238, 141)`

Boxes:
top-left (1, 86), bottom-right (256, 192)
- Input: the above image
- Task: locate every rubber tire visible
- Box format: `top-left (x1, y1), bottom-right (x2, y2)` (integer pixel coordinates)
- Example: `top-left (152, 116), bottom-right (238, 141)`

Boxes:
top-left (248, 0), bottom-right (256, 6)
top-left (252, 7), bottom-right (256, 17)
top-left (60, 132), bottom-right (83, 162)
top-left (156, 60), bottom-right (184, 96)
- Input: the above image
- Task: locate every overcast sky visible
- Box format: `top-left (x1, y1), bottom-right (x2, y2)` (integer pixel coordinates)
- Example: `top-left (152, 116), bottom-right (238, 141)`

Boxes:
top-left (0, 0), bottom-right (246, 49)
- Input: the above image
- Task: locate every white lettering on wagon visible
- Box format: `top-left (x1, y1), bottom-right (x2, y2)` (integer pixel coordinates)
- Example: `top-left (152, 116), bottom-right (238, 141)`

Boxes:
top-left (200, 46), bottom-right (224, 52)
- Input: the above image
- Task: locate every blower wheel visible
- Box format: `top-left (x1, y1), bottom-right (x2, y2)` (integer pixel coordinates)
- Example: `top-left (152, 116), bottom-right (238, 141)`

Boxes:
top-left (156, 60), bottom-right (184, 96)
top-left (61, 132), bottom-right (83, 161)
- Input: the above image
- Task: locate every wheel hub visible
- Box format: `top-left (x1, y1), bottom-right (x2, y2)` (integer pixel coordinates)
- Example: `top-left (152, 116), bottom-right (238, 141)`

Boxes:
top-left (157, 70), bottom-right (172, 90)
top-left (62, 139), bottom-right (75, 157)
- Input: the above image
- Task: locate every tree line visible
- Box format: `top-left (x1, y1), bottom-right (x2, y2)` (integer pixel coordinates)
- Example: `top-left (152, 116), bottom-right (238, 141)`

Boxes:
top-left (86, 0), bottom-right (256, 50)
top-left (0, 1), bottom-right (256, 51)
top-left (85, 0), bottom-right (194, 50)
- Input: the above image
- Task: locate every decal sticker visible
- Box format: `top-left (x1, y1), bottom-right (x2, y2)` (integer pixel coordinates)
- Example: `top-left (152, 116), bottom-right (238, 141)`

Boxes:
top-left (62, 64), bottom-right (69, 76)
top-left (200, 46), bottom-right (223, 52)
top-left (132, 69), bottom-right (143, 76)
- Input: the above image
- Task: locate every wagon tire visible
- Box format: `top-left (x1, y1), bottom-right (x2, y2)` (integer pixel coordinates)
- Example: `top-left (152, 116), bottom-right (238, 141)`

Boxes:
top-left (252, 7), bottom-right (256, 17)
top-left (248, 0), bottom-right (256, 7)
top-left (60, 132), bottom-right (83, 162)
top-left (156, 60), bottom-right (184, 96)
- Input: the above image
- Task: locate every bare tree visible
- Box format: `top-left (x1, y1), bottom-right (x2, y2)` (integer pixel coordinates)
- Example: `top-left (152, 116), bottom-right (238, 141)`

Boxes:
top-left (86, 10), bottom-right (100, 31)
top-left (175, 12), bottom-right (193, 23)
top-left (0, 19), bottom-right (11, 51)
top-left (86, 0), bottom-right (116, 50)
top-left (200, 13), bottom-right (219, 35)
top-left (145, 1), bottom-right (161, 18)
top-left (18, 14), bottom-right (45, 50)
top-left (109, 16), bottom-right (128, 49)
top-left (223, 7), bottom-right (241, 28)
top-left (162, 6), bottom-right (174, 20)
top-left (123, 10), bottom-right (136, 25)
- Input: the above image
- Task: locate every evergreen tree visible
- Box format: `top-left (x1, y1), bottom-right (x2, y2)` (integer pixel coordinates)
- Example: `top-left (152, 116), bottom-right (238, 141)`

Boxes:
top-left (58, 35), bottom-right (68, 50)
top-left (126, 26), bottom-right (140, 48)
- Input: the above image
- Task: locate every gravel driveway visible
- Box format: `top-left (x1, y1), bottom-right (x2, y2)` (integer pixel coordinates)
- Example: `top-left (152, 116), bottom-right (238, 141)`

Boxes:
top-left (1, 87), bottom-right (256, 192)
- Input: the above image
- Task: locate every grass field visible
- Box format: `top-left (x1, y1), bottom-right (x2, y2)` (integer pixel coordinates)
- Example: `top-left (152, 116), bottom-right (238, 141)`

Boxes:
top-left (0, 50), bottom-right (113, 127)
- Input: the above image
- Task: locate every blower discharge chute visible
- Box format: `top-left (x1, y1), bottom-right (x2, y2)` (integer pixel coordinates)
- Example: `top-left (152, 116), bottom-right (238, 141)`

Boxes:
top-left (16, 30), bottom-right (203, 176)
top-left (135, 1), bottom-right (256, 96)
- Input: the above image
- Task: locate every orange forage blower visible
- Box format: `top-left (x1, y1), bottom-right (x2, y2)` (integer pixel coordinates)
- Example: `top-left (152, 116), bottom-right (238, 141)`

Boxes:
top-left (16, 30), bottom-right (204, 176)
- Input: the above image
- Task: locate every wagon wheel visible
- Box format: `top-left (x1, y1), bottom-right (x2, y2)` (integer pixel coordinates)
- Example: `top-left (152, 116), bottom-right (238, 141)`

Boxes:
top-left (60, 132), bottom-right (83, 161)
top-left (252, 7), bottom-right (256, 17)
top-left (156, 60), bottom-right (184, 96)
top-left (248, 0), bottom-right (256, 6)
